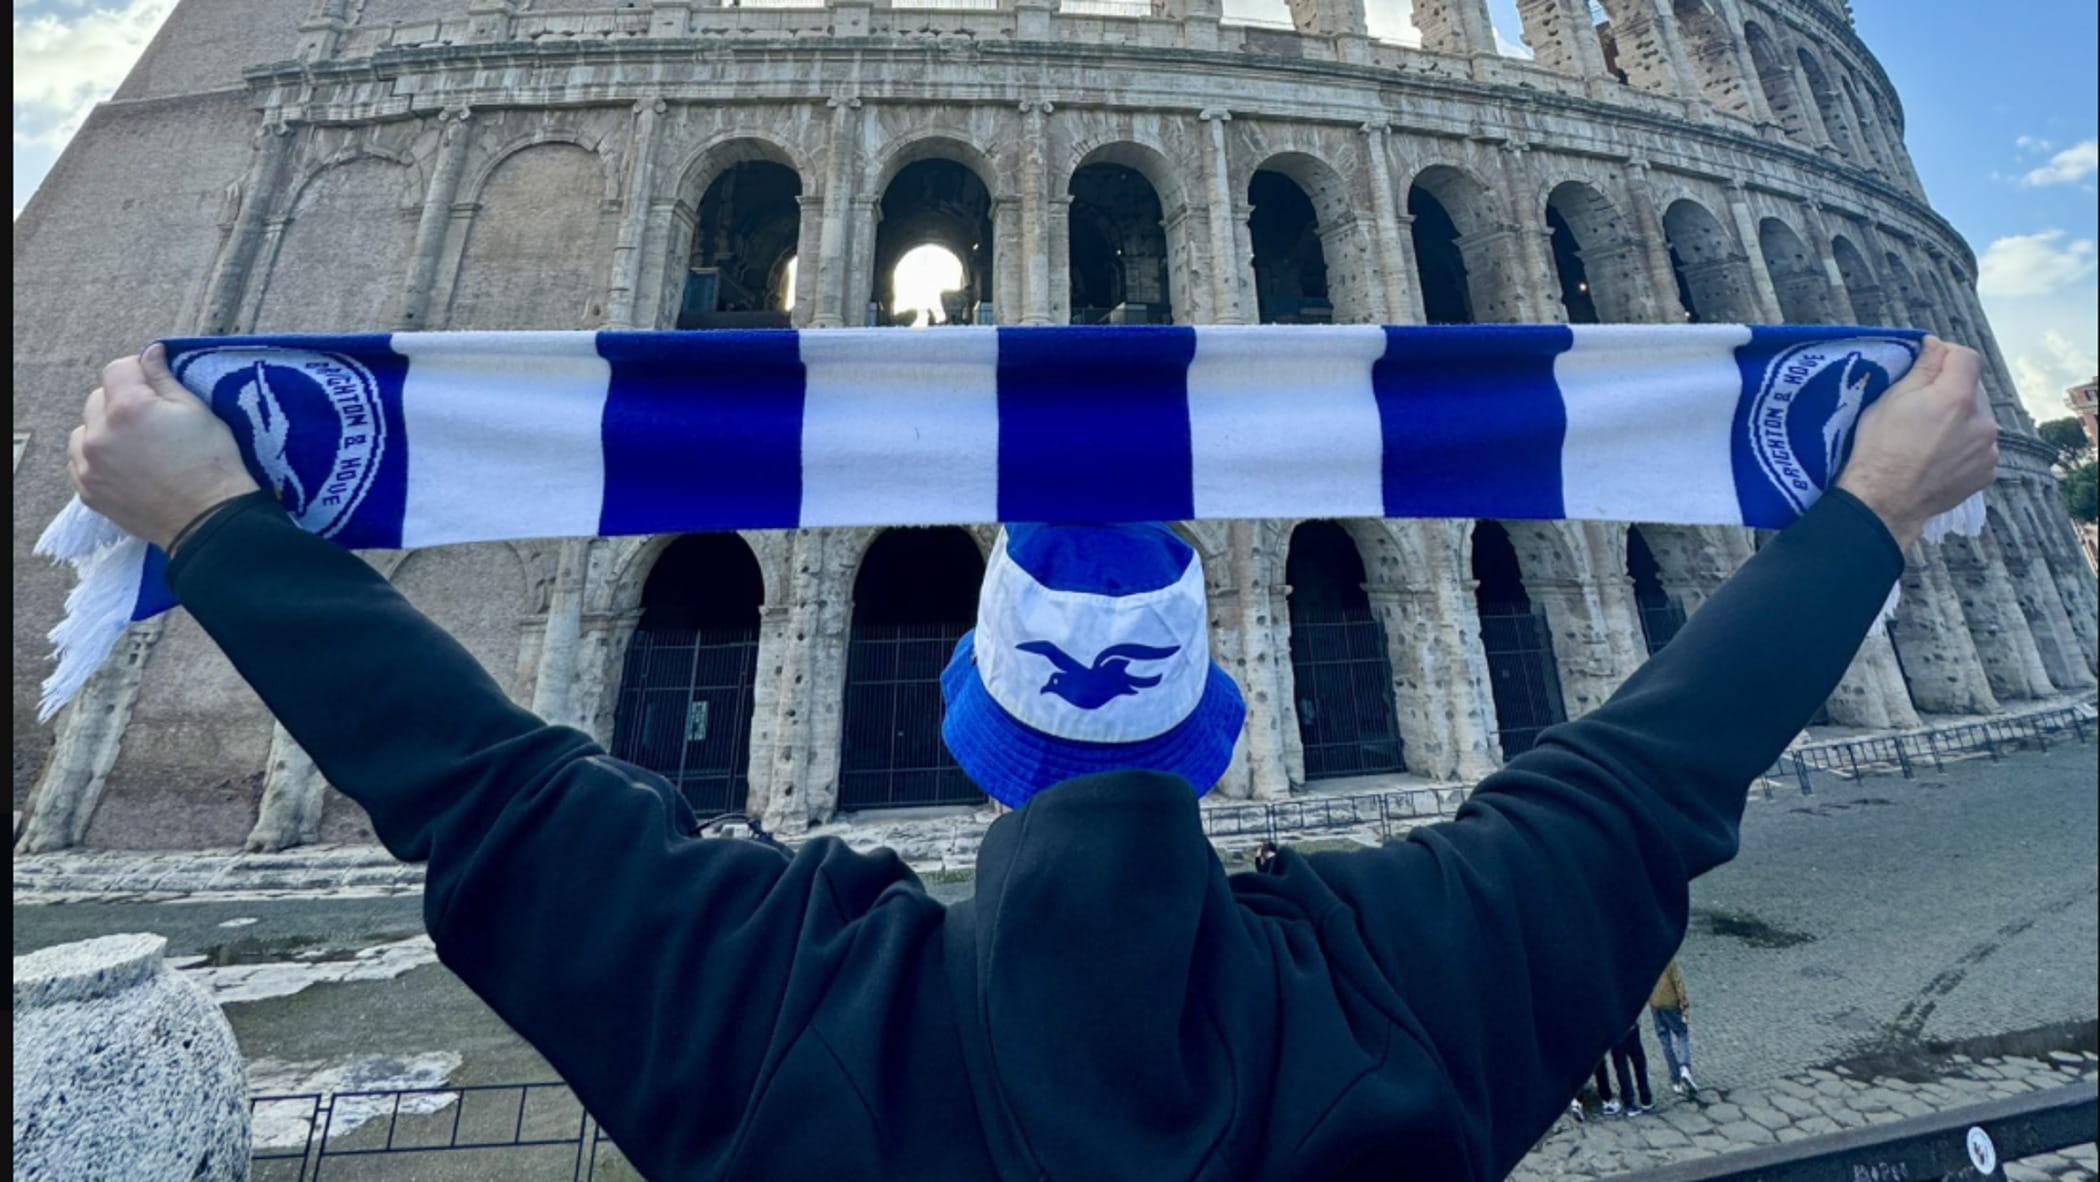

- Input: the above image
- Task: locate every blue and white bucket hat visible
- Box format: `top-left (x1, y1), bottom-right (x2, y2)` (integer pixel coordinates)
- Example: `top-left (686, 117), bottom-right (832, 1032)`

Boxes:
top-left (940, 522), bottom-right (1248, 809)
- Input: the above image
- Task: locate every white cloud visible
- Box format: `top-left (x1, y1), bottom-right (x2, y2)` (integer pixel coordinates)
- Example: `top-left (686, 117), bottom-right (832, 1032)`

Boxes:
top-left (1976, 230), bottom-right (2098, 299)
top-left (11, 0), bottom-right (174, 206)
top-left (1492, 23), bottom-right (1533, 59)
top-left (2019, 138), bottom-right (2099, 188)
top-left (2015, 135), bottom-right (2054, 155)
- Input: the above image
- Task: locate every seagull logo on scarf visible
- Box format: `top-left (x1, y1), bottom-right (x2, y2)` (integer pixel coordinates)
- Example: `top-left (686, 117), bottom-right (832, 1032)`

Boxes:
top-left (1016, 641), bottom-right (1181, 709)
top-left (1746, 335), bottom-right (1915, 515)
top-left (236, 362), bottom-right (310, 513)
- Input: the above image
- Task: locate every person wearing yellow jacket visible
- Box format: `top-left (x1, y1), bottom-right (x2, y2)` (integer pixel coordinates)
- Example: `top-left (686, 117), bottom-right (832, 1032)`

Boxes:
top-left (1651, 959), bottom-right (1697, 1095)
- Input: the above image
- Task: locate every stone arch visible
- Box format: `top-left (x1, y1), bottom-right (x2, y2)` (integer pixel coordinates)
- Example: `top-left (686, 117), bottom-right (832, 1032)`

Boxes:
top-left (864, 130), bottom-right (1001, 199)
top-left (1828, 234), bottom-right (1885, 325)
top-left (1742, 21), bottom-right (1808, 140)
top-left (867, 137), bottom-right (998, 327)
top-left (1795, 47), bottom-right (1858, 159)
top-left (607, 533), bottom-right (767, 817)
top-left (1670, 0), bottom-right (1753, 116)
top-left (446, 142), bottom-right (616, 329)
top-left (1471, 520), bottom-right (1566, 759)
top-left (1283, 520), bottom-right (1406, 781)
top-left (1879, 249), bottom-right (1924, 329)
top-left (658, 134), bottom-right (811, 330)
top-left (838, 527), bottom-right (987, 810)
top-left (1758, 216), bottom-right (1833, 324)
top-left (680, 153), bottom-right (804, 330)
top-left (459, 130), bottom-right (618, 210)
top-left (1247, 150), bottom-right (1376, 325)
top-left (603, 530), bottom-right (781, 619)
top-left (1662, 198), bottom-right (1758, 323)
top-left (253, 155), bottom-right (420, 332)
top-left (390, 543), bottom-right (531, 701)
top-left (1406, 162), bottom-right (1516, 324)
top-left (1068, 141), bottom-right (1182, 325)
top-left (1544, 180), bottom-right (1642, 323)
top-left (1839, 74), bottom-right (1891, 170)
top-left (1625, 525), bottom-right (1686, 655)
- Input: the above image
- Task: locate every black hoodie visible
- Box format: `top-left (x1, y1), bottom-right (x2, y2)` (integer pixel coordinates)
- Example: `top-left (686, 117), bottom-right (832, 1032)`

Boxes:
top-left (167, 488), bottom-right (1903, 1181)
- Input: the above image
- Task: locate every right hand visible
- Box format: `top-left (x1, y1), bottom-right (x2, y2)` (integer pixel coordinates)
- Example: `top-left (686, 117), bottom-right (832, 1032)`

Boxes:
top-left (68, 344), bottom-right (260, 552)
top-left (1835, 337), bottom-right (1998, 551)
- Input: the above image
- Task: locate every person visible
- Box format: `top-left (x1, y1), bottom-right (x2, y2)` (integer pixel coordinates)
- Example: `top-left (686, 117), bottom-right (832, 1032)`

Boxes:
top-left (1651, 958), bottom-right (1697, 1095)
top-left (1605, 1023), bottom-right (1655, 1116)
top-left (60, 337), bottom-right (1996, 1181)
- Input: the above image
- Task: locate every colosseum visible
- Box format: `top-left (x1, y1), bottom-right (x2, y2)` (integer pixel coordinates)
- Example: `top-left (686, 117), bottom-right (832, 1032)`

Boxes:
top-left (13, 0), bottom-right (2099, 854)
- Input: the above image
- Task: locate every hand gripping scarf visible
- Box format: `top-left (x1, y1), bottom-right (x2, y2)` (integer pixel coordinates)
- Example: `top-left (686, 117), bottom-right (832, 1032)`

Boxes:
top-left (34, 323), bottom-right (1983, 719)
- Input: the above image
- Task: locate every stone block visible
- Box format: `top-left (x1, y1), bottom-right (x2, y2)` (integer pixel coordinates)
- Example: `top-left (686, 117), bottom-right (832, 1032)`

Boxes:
top-left (13, 933), bottom-right (249, 1181)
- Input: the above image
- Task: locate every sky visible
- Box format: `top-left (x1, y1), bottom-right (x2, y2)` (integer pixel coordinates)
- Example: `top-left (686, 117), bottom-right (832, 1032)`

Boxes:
top-left (12, 0), bottom-right (2097, 425)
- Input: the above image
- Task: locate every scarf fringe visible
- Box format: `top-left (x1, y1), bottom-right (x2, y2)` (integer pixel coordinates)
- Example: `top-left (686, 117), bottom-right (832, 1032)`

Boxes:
top-left (35, 498), bottom-right (148, 722)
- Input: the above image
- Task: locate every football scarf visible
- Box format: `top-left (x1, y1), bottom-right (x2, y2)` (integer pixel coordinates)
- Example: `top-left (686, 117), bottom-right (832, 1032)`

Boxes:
top-left (34, 323), bottom-right (1981, 719)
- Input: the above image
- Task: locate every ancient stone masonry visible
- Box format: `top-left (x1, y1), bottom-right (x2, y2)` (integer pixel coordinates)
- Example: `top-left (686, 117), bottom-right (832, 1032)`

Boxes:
top-left (12, 0), bottom-right (2097, 847)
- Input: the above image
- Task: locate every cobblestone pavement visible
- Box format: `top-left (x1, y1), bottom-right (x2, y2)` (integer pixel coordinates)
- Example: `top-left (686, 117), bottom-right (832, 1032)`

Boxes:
top-left (1519, 1053), bottom-right (2096, 1181)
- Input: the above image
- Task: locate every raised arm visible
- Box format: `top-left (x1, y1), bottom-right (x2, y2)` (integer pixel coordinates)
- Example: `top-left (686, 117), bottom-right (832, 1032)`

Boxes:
top-left (1294, 339), bottom-right (1997, 1179)
top-left (65, 346), bottom-right (937, 1181)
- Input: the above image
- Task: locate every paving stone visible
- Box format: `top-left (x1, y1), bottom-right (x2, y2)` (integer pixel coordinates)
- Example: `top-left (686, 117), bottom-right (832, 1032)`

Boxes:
top-left (1740, 1104), bottom-right (1792, 1131)
top-left (1792, 1115), bottom-right (1845, 1137)
top-left (1715, 1121), bottom-right (1777, 1145)
top-left (1768, 1092), bottom-right (1820, 1119)
top-left (1887, 1096), bottom-right (1936, 1118)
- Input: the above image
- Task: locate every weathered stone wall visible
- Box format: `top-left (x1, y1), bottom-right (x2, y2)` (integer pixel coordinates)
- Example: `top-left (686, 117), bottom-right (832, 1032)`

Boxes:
top-left (13, 0), bottom-right (2096, 847)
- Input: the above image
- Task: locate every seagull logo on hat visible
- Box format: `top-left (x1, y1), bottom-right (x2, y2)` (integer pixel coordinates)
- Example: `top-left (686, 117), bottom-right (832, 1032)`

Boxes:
top-left (1016, 641), bottom-right (1182, 710)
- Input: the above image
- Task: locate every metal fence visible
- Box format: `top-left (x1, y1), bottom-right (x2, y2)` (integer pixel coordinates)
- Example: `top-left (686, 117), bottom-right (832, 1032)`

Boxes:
top-left (252, 1076), bottom-right (2095, 1181)
top-left (1197, 701), bottom-right (2097, 847)
top-left (1756, 702), bottom-right (2095, 800)
top-left (250, 1081), bottom-right (618, 1181)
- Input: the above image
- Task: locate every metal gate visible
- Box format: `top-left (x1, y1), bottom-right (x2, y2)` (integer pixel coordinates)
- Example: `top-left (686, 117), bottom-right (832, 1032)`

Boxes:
top-left (838, 621), bottom-right (981, 810)
top-left (1289, 604), bottom-right (1406, 780)
top-left (1478, 602), bottom-right (1566, 758)
top-left (610, 625), bottom-right (758, 817)
top-left (1636, 595), bottom-right (1687, 656)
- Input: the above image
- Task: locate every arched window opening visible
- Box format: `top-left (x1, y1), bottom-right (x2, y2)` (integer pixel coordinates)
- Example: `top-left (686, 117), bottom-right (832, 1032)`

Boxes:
top-left (891, 244), bottom-right (966, 328)
top-left (1672, 0), bottom-right (1751, 116)
top-left (1830, 236), bottom-right (1886, 325)
top-left (1743, 23), bottom-right (1807, 140)
top-left (1408, 185), bottom-right (1474, 325)
top-left (1664, 199), bottom-right (1759, 324)
top-left (1472, 521), bottom-right (1566, 758)
top-left (611, 534), bottom-right (765, 816)
top-left (1249, 169), bottom-right (1332, 325)
top-left (1626, 527), bottom-right (1685, 656)
top-left (1547, 205), bottom-right (1599, 324)
top-left (840, 528), bottom-right (987, 810)
top-left (682, 160), bottom-right (802, 330)
top-left (873, 158), bottom-right (994, 326)
top-left (1759, 218), bottom-right (1833, 324)
top-left (1068, 162), bottom-right (1173, 325)
top-left (1285, 522), bottom-right (1406, 781)
top-left (1796, 49), bottom-right (1858, 159)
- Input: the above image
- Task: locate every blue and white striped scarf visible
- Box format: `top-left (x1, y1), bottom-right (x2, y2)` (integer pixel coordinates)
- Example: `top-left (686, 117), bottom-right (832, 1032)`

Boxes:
top-left (35, 323), bottom-right (1981, 719)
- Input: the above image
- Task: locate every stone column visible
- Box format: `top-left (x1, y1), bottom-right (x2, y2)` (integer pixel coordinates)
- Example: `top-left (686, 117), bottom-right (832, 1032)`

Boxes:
top-left (604, 96), bottom-right (667, 330)
top-left (992, 195), bottom-right (1024, 325)
top-left (1386, 522), bottom-right (1501, 779)
top-left (2013, 482), bottom-right (2100, 673)
top-left (1624, 160), bottom-right (1689, 322)
top-left (1889, 545), bottom-right (2000, 716)
top-left (245, 724), bottom-right (327, 852)
top-left (1048, 195), bottom-right (1074, 325)
top-left (297, 0), bottom-right (352, 60)
top-left (1937, 530), bottom-right (2056, 702)
top-left (1019, 100), bottom-right (1056, 325)
top-left (1987, 488), bottom-right (2094, 691)
top-left (1225, 522), bottom-right (1292, 798)
top-left (1410, 0), bottom-right (1496, 57)
top-left (1495, 144), bottom-right (1560, 323)
top-left (1200, 108), bottom-right (1248, 324)
top-left (1797, 201), bottom-right (1857, 324)
top-left (14, 621), bottom-right (165, 854)
top-left (198, 118), bottom-right (296, 335)
top-left (790, 194), bottom-right (825, 328)
top-left (398, 107), bottom-right (473, 330)
top-left (1725, 182), bottom-right (1785, 321)
top-left (1360, 123), bottom-right (1414, 324)
top-left (530, 539), bottom-right (591, 729)
top-left (1521, 525), bottom-right (1645, 720)
top-left (811, 96), bottom-right (863, 329)
top-left (1514, 0), bottom-right (1608, 81)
